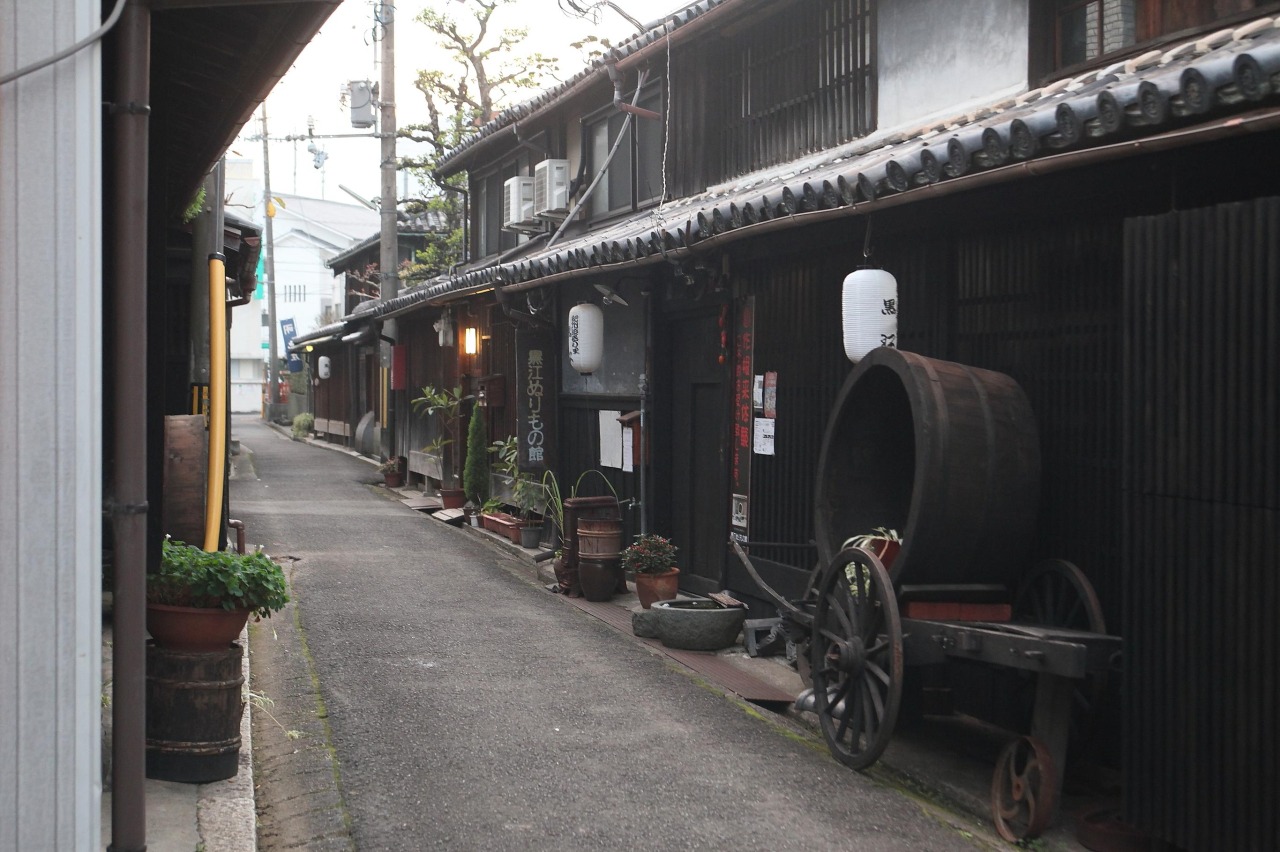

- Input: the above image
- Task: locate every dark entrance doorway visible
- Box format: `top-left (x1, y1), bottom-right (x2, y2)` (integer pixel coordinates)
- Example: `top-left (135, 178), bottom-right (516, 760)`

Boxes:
top-left (665, 308), bottom-right (731, 597)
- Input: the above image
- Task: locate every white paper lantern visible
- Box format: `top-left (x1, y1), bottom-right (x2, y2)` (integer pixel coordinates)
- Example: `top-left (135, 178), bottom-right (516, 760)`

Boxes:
top-left (317, 356), bottom-right (331, 379)
top-left (567, 302), bottom-right (604, 374)
top-left (841, 268), bottom-right (898, 363)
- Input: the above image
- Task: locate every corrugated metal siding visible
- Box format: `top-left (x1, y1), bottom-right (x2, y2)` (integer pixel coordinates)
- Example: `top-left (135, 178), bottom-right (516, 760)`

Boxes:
top-left (1122, 198), bottom-right (1280, 852)
top-left (0, 0), bottom-right (103, 846)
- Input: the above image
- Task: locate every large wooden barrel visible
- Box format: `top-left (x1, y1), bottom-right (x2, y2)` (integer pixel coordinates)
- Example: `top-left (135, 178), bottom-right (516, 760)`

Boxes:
top-left (146, 643), bottom-right (245, 783)
top-left (814, 348), bottom-right (1040, 589)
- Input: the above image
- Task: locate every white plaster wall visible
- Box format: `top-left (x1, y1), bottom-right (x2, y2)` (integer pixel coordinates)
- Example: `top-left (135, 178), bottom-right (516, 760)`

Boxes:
top-left (0, 0), bottom-right (102, 847)
top-left (877, 0), bottom-right (1030, 132)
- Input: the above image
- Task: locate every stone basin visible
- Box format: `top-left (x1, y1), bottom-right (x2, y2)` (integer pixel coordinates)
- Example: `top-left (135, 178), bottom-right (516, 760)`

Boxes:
top-left (650, 599), bottom-right (747, 651)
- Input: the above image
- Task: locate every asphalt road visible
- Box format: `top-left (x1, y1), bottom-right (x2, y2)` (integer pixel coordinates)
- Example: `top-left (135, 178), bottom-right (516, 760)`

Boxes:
top-left (230, 416), bottom-right (996, 851)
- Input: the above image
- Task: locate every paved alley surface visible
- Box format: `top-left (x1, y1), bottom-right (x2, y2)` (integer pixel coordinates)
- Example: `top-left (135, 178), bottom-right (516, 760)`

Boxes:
top-left (230, 416), bottom-right (999, 851)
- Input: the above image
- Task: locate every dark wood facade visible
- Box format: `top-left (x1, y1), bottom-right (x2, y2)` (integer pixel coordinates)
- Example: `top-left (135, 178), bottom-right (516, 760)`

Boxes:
top-left (412, 3), bottom-right (1280, 847)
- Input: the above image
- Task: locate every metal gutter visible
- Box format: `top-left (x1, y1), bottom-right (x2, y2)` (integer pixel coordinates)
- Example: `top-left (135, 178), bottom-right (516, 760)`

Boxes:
top-left (109, 3), bottom-right (150, 849)
top-left (478, 104), bottom-right (1280, 294)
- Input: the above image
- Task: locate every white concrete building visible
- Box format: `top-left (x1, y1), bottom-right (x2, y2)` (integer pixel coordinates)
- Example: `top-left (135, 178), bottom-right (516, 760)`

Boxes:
top-left (224, 158), bottom-right (378, 411)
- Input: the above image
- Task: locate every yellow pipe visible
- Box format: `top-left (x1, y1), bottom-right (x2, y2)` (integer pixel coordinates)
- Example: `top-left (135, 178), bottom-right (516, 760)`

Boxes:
top-left (204, 253), bottom-right (228, 551)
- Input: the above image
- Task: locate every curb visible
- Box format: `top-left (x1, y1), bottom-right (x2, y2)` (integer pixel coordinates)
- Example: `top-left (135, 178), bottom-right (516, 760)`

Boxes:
top-left (195, 626), bottom-right (257, 852)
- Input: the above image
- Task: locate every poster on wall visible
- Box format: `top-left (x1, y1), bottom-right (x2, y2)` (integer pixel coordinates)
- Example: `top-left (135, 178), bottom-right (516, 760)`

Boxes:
top-left (516, 326), bottom-right (557, 470)
top-left (753, 417), bottom-right (775, 455)
top-left (731, 297), bottom-right (754, 539)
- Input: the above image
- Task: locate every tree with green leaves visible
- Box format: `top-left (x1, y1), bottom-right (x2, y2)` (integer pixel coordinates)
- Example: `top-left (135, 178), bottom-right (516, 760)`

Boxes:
top-left (462, 406), bottom-right (490, 505)
top-left (398, 0), bottom-right (561, 285)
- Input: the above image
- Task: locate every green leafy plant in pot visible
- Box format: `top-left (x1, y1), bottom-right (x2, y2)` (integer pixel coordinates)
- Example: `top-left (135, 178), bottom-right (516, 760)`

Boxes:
top-left (622, 533), bottom-right (680, 609)
top-left (411, 384), bottom-right (472, 508)
top-left (146, 538), bottom-right (290, 651)
top-left (376, 455), bottom-right (406, 487)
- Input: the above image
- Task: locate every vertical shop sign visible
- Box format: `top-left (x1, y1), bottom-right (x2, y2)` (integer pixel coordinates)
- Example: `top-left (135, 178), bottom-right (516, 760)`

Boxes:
top-left (517, 326), bottom-right (556, 470)
top-left (731, 297), bottom-right (754, 538)
top-left (280, 318), bottom-right (303, 372)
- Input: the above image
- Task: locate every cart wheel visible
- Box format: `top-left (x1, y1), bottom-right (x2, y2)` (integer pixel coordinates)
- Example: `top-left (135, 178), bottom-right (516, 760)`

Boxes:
top-left (991, 735), bottom-right (1057, 841)
top-left (810, 547), bottom-right (903, 771)
top-left (1013, 559), bottom-right (1108, 744)
top-left (1013, 558), bottom-right (1106, 635)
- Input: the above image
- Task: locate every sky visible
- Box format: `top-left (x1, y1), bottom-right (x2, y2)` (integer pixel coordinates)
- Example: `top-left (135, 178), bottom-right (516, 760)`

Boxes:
top-left (231, 0), bottom-right (680, 207)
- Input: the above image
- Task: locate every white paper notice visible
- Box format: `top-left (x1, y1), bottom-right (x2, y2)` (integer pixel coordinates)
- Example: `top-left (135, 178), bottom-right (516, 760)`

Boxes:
top-left (599, 409), bottom-right (623, 468)
top-left (754, 417), bottom-right (775, 455)
top-left (622, 427), bottom-right (634, 473)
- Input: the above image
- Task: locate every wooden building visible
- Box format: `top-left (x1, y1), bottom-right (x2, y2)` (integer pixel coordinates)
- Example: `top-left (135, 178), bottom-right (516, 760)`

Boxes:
top-left (335, 2), bottom-right (1280, 849)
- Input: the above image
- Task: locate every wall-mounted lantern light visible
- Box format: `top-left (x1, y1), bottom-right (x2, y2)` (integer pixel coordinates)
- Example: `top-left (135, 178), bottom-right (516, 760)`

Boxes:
top-left (568, 302), bottom-right (604, 374)
top-left (841, 267), bottom-right (898, 363)
top-left (464, 326), bottom-right (479, 356)
top-left (317, 355), bottom-right (331, 379)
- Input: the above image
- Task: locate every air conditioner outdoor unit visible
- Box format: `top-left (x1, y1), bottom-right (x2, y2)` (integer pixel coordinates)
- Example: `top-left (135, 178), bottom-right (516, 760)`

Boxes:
top-left (502, 176), bottom-right (535, 229)
top-left (533, 159), bottom-right (570, 216)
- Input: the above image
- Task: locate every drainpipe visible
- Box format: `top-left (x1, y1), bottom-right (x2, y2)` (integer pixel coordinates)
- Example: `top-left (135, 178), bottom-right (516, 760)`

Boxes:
top-left (109, 2), bottom-right (149, 850)
top-left (606, 61), bottom-right (661, 121)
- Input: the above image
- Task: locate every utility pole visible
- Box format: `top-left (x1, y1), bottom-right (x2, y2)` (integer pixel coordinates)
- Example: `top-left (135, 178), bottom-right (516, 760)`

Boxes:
top-left (262, 106), bottom-right (281, 421)
top-left (380, 4), bottom-right (396, 303)
top-left (379, 1), bottom-right (397, 457)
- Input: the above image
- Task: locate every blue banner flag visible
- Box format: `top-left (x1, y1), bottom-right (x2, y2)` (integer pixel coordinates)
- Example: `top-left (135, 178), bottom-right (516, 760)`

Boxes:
top-left (280, 318), bottom-right (304, 373)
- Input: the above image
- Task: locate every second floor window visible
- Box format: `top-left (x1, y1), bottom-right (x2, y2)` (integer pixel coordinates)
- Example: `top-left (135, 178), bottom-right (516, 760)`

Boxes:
top-left (585, 81), bottom-right (665, 220)
top-left (1044, 0), bottom-right (1273, 73)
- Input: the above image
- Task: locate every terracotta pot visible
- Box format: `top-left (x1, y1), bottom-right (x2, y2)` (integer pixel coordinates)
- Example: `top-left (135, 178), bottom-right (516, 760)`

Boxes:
top-left (383, 471), bottom-right (405, 488)
top-left (146, 603), bottom-right (250, 652)
top-left (439, 488), bottom-right (466, 509)
top-left (871, 540), bottom-right (900, 572)
top-left (635, 567), bottom-right (680, 609)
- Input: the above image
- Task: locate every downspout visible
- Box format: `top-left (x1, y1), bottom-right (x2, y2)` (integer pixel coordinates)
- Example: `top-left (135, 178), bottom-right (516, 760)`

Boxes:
top-left (203, 253), bottom-right (228, 551)
top-left (548, 69), bottom-right (651, 249)
top-left (606, 61), bottom-right (661, 121)
top-left (110, 2), bottom-right (150, 849)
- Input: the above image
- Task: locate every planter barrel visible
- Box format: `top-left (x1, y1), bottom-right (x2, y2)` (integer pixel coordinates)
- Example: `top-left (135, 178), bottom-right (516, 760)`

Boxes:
top-left (146, 643), bottom-right (245, 783)
top-left (577, 517), bottom-right (623, 560)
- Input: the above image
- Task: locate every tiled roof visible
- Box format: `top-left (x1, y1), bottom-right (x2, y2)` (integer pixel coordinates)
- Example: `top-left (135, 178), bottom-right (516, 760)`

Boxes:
top-left (378, 16), bottom-right (1280, 320)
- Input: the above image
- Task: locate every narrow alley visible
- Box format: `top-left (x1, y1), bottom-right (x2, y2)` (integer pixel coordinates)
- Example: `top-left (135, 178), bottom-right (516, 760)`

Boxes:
top-left (228, 416), bottom-right (998, 851)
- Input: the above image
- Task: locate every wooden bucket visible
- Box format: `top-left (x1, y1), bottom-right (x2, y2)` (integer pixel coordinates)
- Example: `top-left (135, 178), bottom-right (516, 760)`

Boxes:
top-left (146, 643), bottom-right (245, 783)
top-left (577, 517), bottom-right (623, 560)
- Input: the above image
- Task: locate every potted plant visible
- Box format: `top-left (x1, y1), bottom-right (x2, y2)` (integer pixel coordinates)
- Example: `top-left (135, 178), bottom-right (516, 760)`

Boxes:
top-left (490, 436), bottom-right (544, 547)
top-left (146, 537), bottom-right (290, 651)
top-left (622, 533), bottom-right (680, 609)
top-left (376, 455), bottom-right (406, 488)
top-left (841, 526), bottom-right (902, 571)
top-left (411, 384), bottom-right (471, 508)
top-left (540, 468), bottom-right (617, 549)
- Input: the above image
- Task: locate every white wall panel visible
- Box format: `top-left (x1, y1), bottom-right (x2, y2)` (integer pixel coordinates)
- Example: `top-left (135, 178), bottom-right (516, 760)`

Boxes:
top-left (0, 0), bottom-right (102, 848)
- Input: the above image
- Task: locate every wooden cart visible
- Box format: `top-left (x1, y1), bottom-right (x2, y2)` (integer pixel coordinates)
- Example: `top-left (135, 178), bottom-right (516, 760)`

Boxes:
top-left (732, 348), bottom-right (1121, 841)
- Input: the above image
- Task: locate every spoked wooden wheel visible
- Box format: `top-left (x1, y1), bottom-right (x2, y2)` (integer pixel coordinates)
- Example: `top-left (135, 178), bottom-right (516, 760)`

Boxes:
top-left (1013, 558), bottom-right (1106, 635)
top-left (810, 547), bottom-right (903, 771)
top-left (991, 735), bottom-right (1057, 841)
top-left (1012, 559), bottom-right (1109, 748)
